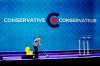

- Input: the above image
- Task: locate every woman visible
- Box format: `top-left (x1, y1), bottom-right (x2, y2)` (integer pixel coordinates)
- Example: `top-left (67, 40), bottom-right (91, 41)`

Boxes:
top-left (33, 36), bottom-right (42, 58)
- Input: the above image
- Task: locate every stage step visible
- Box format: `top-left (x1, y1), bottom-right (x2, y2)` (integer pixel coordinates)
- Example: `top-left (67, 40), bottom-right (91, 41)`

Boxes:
top-left (22, 55), bottom-right (33, 59)
top-left (0, 56), bottom-right (3, 60)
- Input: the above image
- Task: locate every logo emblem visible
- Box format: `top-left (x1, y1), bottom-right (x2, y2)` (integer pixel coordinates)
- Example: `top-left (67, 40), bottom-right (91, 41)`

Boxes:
top-left (46, 12), bottom-right (59, 28)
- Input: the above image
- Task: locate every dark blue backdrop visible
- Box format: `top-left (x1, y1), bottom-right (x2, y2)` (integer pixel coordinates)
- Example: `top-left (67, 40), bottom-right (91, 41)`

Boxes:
top-left (0, 0), bottom-right (100, 51)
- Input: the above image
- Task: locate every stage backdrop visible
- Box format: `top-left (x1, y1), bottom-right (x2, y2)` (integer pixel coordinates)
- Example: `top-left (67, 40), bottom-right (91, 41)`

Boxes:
top-left (0, 0), bottom-right (100, 51)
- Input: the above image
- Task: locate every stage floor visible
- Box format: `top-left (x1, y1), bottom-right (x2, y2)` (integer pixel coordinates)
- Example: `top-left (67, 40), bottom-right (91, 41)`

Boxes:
top-left (0, 50), bottom-right (100, 61)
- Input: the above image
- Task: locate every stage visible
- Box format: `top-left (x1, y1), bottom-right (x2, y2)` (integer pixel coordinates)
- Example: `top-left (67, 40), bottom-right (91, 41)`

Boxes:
top-left (0, 50), bottom-right (100, 61)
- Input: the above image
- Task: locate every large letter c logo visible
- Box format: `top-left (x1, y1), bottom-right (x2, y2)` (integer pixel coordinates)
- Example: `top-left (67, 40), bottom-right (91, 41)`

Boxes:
top-left (46, 12), bottom-right (59, 28)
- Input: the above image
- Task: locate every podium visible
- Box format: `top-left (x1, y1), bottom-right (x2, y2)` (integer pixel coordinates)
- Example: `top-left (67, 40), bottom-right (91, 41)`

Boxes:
top-left (78, 35), bottom-right (91, 56)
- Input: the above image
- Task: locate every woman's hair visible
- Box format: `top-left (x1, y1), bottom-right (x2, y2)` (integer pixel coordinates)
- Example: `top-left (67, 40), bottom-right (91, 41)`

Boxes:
top-left (38, 36), bottom-right (41, 38)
